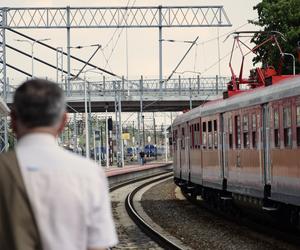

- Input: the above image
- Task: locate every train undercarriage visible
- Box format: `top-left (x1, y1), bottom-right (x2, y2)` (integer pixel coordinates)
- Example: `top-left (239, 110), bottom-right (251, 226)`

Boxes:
top-left (174, 177), bottom-right (300, 229)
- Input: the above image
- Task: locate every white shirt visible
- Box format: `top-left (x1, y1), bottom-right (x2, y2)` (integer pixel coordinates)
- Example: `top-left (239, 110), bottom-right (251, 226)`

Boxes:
top-left (16, 133), bottom-right (118, 250)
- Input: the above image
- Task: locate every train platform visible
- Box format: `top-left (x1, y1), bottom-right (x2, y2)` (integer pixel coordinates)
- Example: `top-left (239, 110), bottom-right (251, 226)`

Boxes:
top-left (105, 161), bottom-right (173, 186)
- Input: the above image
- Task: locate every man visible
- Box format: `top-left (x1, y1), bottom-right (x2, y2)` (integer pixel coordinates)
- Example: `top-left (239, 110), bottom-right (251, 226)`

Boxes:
top-left (0, 79), bottom-right (118, 250)
top-left (139, 151), bottom-right (145, 165)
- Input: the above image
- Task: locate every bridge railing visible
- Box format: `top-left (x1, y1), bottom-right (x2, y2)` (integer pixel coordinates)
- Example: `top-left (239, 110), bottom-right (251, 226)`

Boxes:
top-left (5, 76), bottom-right (230, 100)
top-left (64, 76), bottom-right (229, 97)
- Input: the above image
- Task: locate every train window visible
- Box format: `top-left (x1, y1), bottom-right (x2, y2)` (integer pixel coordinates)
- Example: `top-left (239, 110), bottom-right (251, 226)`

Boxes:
top-left (234, 115), bottom-right (241, 149)
top-left (228, 117), bottom-right (233, 149)
top-left (243, 115), bottom-right (249, 148)
top-left (213, 120), bottom-right (218, 149)
top-left (189, 125), bottom-right (192, 148)
top-left (189, 126), bottom-right (191, 145)
top-left (202, 122), bottom-right (207, 149)
top-left (283, 107), bottom-right (292, 147)
top-left (197, 123), bottom-right (200, 148)
top-left (252, 113), bottom-right (257, 148)
top-left (181, 127), bottom-right (185, 149)
top-left (208, 121), bottom-right (212, 132)
top-left (194, 125), bottom-right (197, 148)
top-left (173, 130), bottom-right (177, 149)
top-left (274, 109), bottom-right (280, 148)
top-left (297, 106), bottom-right (300, 146)
top-left (193, 124), bottom-right (196, 148)
top-left (208, 121), bottom-right (212, 149)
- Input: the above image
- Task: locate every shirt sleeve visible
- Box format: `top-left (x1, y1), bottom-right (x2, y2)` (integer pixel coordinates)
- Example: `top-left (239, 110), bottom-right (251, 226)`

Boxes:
top-left (87, 167), bottom-right (118, 248)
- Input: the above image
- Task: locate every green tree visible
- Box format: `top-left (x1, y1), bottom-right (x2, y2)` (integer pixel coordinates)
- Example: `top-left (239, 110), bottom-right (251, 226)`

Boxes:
top-left (250, 0), bottom-right (300, 74)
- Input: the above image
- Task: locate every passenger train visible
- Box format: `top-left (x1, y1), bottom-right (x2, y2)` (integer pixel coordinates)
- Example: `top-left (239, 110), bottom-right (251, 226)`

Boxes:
top-left (173, 32), bottom-right (300, 226)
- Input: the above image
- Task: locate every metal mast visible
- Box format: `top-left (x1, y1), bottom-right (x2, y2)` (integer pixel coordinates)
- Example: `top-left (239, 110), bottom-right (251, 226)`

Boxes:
top-left (114, 78), bottom-right (124, 167)
top-left (0, 8), bottom-right (8, 152)
top-left (0, 5), bottom-right (231, 152)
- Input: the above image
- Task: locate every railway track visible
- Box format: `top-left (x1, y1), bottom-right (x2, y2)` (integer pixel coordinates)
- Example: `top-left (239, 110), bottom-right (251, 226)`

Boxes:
top-left (125, 174), bottom-right (183, 250)
top-left (182, 189), bottom-right (300, 247)
top-left (110, 170), bottom-right (185, 249)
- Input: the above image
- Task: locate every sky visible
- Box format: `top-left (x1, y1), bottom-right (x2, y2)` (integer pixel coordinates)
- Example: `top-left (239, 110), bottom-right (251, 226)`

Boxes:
top-left (1, 0), bottom-right (261, 129)
top-left (1, 0), bottom-right (261, 84)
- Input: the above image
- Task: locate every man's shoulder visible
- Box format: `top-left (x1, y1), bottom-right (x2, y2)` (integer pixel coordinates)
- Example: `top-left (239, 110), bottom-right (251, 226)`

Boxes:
top-left (59, 148), bottom-right (105, 177)
top-left (0, 150), bottom-right (16, 161)
top-left (0, 150), bottom-right (17, 171)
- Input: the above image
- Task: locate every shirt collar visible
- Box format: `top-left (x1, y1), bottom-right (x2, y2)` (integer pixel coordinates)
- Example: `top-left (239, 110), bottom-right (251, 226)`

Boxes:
top-left (17, 133), bottom-right (58, 148)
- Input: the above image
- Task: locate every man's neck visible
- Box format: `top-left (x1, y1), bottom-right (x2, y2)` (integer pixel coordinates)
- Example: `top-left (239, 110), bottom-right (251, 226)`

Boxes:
top-left (17, 127), bottom-right (57, 140)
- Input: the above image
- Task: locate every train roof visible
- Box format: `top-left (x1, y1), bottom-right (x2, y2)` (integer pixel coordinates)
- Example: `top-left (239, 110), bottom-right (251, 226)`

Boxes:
top-left (173, 76), bottom-right (300, 126)
top-left (0, 97), bottom-right (9, 116)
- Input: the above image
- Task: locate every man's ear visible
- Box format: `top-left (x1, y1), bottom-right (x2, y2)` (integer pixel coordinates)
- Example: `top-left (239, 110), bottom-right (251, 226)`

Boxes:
top-left (57, 112), bottom-right (68, 135)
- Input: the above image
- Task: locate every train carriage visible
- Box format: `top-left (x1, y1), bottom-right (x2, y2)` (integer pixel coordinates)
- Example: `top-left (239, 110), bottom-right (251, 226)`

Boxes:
top-left (173, 75), bottom-right (300, 206)
top-left (173, 31), bottom-right (300, 224)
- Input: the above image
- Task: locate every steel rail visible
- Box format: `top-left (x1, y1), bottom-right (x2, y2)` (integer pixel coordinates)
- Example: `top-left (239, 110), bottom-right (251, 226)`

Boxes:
top-left (109, 168), bottom-right (172, 192)
top-left (125, 173), bottom-right (184, 250)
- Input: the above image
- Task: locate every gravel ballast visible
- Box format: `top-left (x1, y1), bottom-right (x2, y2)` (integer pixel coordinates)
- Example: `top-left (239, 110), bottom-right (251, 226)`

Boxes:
top-left (141, 179), bottom-right (298, 250)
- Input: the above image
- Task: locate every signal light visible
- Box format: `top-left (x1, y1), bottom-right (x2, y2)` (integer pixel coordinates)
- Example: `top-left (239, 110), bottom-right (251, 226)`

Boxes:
top-left (108, 118), bottom-right (113, 131)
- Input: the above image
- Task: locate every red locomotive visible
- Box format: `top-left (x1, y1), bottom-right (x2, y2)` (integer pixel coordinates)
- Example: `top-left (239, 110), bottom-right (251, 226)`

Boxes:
top-left (173, 31), bottom-right (300, 226)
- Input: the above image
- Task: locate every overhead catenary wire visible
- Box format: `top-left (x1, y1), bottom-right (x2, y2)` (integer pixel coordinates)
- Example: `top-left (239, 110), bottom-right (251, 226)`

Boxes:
top-left (72, 45), bottom-right (102, 80)
top-left (101, 0), bottom-right (132, 50)
top-left (174, 70), bottom-right (202, 75)
top-left (198, 19), bottom-right (257, 46)
top-left (173, 19), bottom-right (257, 78)
top-left (164, 36), bottom-right (199, 84)
top-left (5, 63), bottom-right (32, 77)
top-left (117, 19), bottom-right (258, 127)
top-left (175, 30), bottom-right (252, 75)
top-left (6, 44), bottom-right (78, 78)
top-left (125, 35), bottom-right (199, 114)
top-left (193, 42), bottom-right (198, 73)
top-left (101, 0), bottom-right (136, 70)
top-left (7, 28), bottom-right (119, 78)
top-left (161, 39), bottom-right (196, 44)
top-left (201, 37), bottom-right (252, 75)
top-left (7, 29), bottom-right (136, 87)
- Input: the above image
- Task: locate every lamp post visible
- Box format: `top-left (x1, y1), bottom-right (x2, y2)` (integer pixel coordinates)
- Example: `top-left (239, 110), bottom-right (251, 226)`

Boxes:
top-left (84, 70), bottom-right (102, 154)
top-left (164, 125), bottom-right (168, 163)
top-left (72, 66), bottom-right (102, 159)
top-left (84, 75), bottom-right (89, 158)
top-left (104, 102), bottom-right (109, 168)
top-left (15, 38), bottom-right (51, 78)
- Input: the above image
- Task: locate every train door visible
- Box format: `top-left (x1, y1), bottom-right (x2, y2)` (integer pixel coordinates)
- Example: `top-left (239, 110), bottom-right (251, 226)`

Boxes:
top-left (180, 124), bottom-right (188, 181)
top-left (184, 123), bottom-right (191, 180)
top-left (233, 113), bottom-right (242, 186)
top-left (223, 114), bottom-right (230, 180)
top-left (177, 137), bottom-right (181, 179)
top-left (186, 123), bottom-right (191, 182)
top-left (219, 113), bottom-right (226, 181)
top-left (262, 103), bottom-right (271, 185)
top-left (199, 118), bottom-right (203, 183)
